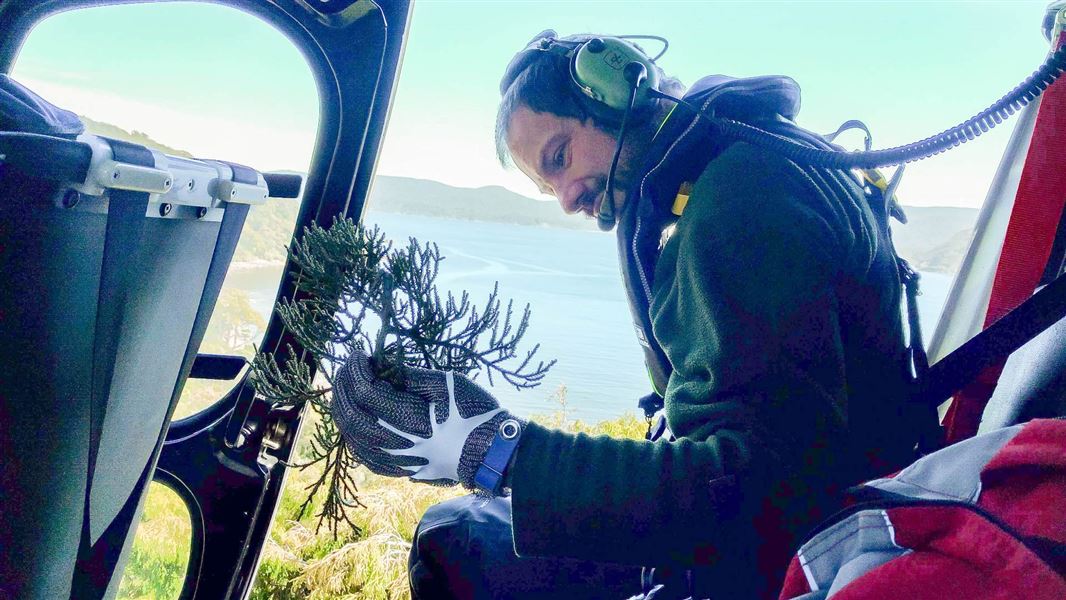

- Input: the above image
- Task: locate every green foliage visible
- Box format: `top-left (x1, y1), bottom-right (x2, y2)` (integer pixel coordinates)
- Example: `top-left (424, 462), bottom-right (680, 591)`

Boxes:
top-left (248, 557), bottom-right (305, 600)
top-left (250, 217), bottom-right (553, 535)
top-left (207, 286), bottom-right (269, 353)
top-left (529, 385), bottom-right (648, 439)
top-left (116, 484), bottom-right (192, 600)
top-left (232, 197), bottom-right (302, 266)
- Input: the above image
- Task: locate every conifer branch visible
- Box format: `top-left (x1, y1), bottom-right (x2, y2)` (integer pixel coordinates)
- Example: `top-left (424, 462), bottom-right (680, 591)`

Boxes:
top-left (250, 217), bottom-right (554, 533)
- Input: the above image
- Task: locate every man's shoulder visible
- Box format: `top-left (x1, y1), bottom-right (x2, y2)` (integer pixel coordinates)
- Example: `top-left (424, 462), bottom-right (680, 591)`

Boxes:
top-left (669, 140), bottom-right (868, 263)
top-left (683, 141), bottom-right (815, 222)
top-left (696, 141), bottom-right (805, 192)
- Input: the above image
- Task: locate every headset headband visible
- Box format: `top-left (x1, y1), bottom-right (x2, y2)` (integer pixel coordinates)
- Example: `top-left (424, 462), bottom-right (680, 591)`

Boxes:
top-left (499, 30), bottom-right (662, 127)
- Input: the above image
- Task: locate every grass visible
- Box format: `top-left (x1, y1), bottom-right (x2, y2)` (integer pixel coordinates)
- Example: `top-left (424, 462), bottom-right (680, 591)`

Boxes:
top-left (115, 483), bottom-right (193, 600)
top-left (117, 387), bottom-right (647, 599)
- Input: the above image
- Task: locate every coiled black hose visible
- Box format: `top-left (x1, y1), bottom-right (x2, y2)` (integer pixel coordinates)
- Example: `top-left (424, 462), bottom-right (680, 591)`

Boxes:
top-left (654, 44), bottom-right (1066, 169)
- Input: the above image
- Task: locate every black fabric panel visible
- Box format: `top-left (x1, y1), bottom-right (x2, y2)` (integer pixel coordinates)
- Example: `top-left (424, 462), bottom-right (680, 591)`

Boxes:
top-left (104, 137), bottom-right (154, 167)
top-left (0, 73), bottom-right (84, 137)
top-left (167, 202), bottom-right (251, 421)
top-left (78, 210), bottom-right (230, 594)
top-left (190, 354), bottom-right (248, 380)
top-left (0, 132), bottom-right (92, 182)
top-left (80, 137), bottom-right (153, 515)
top-left (72, 459), bottom-right (154, 599)
top-left (82, 188), bottom-right (150, 541)
top-left (0, 172), bottom-right (101, 599)
top-left (263, 172), bottom-right (303, 198)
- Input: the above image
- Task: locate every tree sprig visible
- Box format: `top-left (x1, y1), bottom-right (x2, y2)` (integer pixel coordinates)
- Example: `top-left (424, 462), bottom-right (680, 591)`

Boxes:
top-left (250, 217), bottom-right (554, 534)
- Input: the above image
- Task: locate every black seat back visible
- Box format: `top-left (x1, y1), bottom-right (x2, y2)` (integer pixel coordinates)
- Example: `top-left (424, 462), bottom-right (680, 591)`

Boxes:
top-left (978, 227), bottom-right (1066, 433)
top-left (978, 313), bottom-right (1066, 432)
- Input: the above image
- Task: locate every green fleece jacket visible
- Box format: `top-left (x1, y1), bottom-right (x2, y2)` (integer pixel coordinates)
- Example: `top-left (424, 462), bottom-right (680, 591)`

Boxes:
top-left (508, 142), bottom-right (919, 589)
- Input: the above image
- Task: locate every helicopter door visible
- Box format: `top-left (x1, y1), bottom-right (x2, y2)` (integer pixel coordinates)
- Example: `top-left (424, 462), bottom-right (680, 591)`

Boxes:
top-left (0, 1), bottom-right (410, 598)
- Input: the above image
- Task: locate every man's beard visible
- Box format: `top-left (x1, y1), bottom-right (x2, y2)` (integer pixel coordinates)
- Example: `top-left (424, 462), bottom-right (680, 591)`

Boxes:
top-left (591, 158), bottom-right (640, 232)
top-left (586, 126), bottom-right (650, 231)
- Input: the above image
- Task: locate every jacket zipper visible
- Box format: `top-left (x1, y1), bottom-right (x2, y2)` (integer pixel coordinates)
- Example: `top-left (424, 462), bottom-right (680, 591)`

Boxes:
top-left (632, 80), bottom-right (795, 303)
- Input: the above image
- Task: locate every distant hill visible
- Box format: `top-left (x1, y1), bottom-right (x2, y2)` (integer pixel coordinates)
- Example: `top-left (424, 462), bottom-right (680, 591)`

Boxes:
top-left (366, 176), bottom-right (599, 231)
top-left (206, 175), bottom-right (986, 275)
top-left (79, 115), bottom-right (193, 158)
top-left (366, 176), bottom-right (980, 275)
top-left (73, 117), bottom-right (981, 274)
top-left (890, 206), bottom-right (979, 274)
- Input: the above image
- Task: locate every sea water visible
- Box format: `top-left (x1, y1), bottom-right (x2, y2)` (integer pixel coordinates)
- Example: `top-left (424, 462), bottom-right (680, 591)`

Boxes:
top-left (231, 211), bottom-right (953, 422)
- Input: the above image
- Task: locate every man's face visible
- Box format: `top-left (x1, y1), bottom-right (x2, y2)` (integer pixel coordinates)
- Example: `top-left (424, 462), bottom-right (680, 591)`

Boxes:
top-left (506, 105), bottom-right (630, 219)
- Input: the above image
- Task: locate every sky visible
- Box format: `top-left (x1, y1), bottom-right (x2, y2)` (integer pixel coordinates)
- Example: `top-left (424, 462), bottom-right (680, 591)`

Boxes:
top-left (9, 0), bottom-right (1054, 208)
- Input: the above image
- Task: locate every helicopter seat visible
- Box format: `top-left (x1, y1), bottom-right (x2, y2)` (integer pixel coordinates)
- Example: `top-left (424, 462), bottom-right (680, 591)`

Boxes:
top-left (977, 273), bottom-right (1066, 433)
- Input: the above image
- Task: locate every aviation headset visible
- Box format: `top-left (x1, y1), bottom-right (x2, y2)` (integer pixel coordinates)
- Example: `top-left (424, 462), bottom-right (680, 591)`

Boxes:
top-left (499, 30), bottom-right (664, 128)
top-left (500, 31), bottom-right (666, 230)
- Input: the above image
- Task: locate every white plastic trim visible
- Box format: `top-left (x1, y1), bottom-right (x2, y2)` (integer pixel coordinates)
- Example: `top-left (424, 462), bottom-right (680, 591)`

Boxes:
top-left (216, 179), bottom-right (269, 205)
top-left (91, 159), bottom-right (172, 194)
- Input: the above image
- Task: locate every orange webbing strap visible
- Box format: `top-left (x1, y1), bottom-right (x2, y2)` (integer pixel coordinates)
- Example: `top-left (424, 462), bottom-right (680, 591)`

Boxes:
top-left (942, 32), bottom-right (1066, 444)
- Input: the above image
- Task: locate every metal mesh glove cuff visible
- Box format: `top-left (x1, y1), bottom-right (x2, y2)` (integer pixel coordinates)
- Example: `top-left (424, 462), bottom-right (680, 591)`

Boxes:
top-left (457, 411), bottom-right (525, 490)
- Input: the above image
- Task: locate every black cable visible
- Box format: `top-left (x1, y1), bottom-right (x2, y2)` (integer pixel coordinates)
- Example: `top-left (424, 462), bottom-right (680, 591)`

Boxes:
top-left (619, 34), bottom-right (669, 62)
top-left (598, 82), bottom-right (640, 231)
top-left (651, 44), bottom-right (1066, 169)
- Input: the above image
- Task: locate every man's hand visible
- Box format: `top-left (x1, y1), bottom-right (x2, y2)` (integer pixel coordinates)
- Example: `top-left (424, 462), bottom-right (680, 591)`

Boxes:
top-left (331, 350), bottom-right (517, 489)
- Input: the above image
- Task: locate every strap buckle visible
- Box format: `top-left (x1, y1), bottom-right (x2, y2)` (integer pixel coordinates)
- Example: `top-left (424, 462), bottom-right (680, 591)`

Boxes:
top-left (474, 418), bottom-right (522, 496)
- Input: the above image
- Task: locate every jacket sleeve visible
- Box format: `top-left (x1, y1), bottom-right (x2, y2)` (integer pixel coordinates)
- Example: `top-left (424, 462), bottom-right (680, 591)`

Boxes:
top-left (508, 143), bottom-right (866, 568)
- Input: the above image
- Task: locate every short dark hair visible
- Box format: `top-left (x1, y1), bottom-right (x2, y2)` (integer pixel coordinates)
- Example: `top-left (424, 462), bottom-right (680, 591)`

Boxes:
top-left (495, 34), bottom-right (680, 167)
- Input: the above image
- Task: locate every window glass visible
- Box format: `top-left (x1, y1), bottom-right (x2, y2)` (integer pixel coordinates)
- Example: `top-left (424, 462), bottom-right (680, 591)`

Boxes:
top-left (11, 2), bottom-right (318, 420)
top-left (364, 1), bottom-right (1044, 420)
top-left (116, 482), bottom-right (193, 600)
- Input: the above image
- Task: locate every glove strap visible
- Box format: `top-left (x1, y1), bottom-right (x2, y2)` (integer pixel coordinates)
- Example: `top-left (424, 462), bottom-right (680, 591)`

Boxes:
top-left (474, 417), bottom-right (522, 496)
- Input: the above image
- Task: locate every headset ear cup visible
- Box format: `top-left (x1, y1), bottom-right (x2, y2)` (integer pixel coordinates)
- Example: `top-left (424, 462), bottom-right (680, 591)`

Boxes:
top-left (574, 90), bottom-right (633, 129)
top-left (501, 33), bottom-right (660, 128)
top-left (570, 37), bottom-right (660, 126)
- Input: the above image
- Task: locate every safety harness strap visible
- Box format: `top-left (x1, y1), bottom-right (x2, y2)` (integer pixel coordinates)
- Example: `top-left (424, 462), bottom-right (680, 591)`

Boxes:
top-left (942, 31), bottom-right (1066, 444)
top-left (916, 271), bottom-right (1066, 414)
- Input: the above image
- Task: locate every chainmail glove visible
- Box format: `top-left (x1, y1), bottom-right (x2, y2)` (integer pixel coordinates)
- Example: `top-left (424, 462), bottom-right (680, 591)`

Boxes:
top-left (331, 350), bottom-right (521, 489)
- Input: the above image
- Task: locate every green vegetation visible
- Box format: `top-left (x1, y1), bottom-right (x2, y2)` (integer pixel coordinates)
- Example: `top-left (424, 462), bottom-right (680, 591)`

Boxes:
top-left (118, 399), bottom-right (646, 599)
top-left (115, 483), bottom-right (192, 600)
top-left (232, 194), bottom-right (302, 267)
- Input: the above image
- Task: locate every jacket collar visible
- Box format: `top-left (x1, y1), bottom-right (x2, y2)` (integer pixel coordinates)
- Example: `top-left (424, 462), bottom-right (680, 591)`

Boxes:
top-left (618, 74), bottom-right (802, 230)
top-left (611, 74), bottom-right (805, 395)
top-left (614, 73), bottom-right (804, 328)
top-left (643, 75), bottom-right (800, 198)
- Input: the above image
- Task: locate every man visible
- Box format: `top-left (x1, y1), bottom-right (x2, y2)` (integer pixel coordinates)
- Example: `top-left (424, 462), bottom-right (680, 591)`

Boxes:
top-left (332, 32), bottom-right (927, 599)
